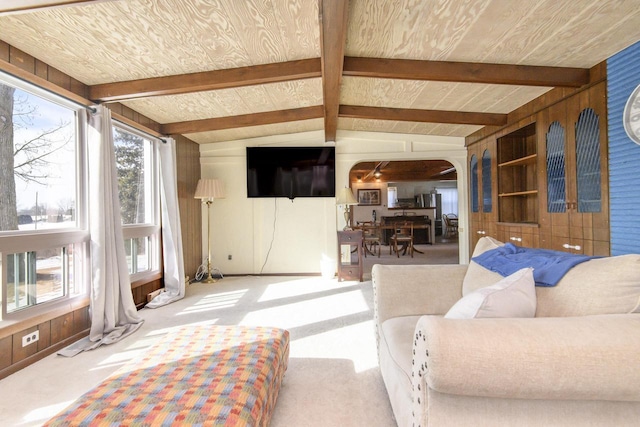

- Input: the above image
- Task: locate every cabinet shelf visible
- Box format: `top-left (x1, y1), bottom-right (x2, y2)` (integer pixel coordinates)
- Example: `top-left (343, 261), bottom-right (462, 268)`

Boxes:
top-left (499, 190), bottom-right (538, 197)
top-left (498, 154), bottom-right (537, 168)
top-left (497, 122), bottom-right (538, 224)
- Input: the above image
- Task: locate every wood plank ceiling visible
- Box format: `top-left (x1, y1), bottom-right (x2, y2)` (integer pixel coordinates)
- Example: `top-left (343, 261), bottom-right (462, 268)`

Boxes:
top-left (1, 0), bottom-right (639, 144)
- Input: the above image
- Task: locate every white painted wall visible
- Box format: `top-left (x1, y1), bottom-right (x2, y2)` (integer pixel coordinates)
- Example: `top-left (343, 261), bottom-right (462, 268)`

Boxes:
top-left (198, 129), bottom-right (469, 276)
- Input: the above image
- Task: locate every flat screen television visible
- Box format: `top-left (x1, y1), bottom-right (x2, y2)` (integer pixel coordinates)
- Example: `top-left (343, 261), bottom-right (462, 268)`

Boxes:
top-left (246, 146), bottom-right (335, 199)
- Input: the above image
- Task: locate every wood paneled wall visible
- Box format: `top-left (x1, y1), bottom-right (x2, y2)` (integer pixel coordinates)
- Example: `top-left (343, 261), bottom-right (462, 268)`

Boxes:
top-left (0, 41), bottom-right (202, 378)
top-left (174, 134), bottom-right (202, 279)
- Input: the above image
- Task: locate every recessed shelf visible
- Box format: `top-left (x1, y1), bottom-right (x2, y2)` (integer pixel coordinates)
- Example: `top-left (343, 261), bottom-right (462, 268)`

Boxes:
top-left (497, 122), bottom-right (538, 224)
top-left (498, 153), bottom-right (537, 167)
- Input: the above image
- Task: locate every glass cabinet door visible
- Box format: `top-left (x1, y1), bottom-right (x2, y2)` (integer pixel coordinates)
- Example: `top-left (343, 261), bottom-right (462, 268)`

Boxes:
top-left (470, 154), bottom-right (479, 213)
top-left (482, 149), bottom-right (492, 213)
top-left (575, 108), bottom-right (601, 213)
top-left (546, 121), bottom-right (567, 213)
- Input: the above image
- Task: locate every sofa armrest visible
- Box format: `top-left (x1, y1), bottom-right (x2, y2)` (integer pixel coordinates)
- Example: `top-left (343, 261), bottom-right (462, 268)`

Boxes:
top-left (412, 314), bottom-right (640, 404)
top-left (372, 264), bottom-right (466, 326)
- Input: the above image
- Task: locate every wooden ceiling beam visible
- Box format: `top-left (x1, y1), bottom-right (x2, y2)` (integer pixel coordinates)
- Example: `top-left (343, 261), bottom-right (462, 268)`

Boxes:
top-left (160, 105), bottom-right (324, 135)
top-left (343, 56), bottom-right (590, 88)
top-left (0, 0), bottom-right (112, 16)
top-left (339, 105), bottom-right (507, 126)
top-left (89, 58), bottom-right (322, 102)
top-left (319, 0), bottom-right (349, 142)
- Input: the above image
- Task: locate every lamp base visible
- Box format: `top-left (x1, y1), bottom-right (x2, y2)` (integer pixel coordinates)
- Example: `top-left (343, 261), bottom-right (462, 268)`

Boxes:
top-left (203, 276), bottom-right (218, 283)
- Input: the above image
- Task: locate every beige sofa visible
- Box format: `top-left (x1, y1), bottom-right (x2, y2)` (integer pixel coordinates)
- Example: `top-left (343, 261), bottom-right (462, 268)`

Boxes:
top-left (372, 237), bottom-right (640, 427)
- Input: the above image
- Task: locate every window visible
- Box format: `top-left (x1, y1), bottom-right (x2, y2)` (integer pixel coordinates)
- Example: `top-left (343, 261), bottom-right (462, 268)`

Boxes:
top-left (0, 73), bottom-right (88, 319)
top-left (113, 125), bottom-right (160, 279)
top-left (436, 187), bottom-right (459, 216)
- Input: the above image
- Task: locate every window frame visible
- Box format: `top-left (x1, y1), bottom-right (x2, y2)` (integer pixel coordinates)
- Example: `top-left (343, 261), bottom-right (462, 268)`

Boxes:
top-left (0, 72), bottom-right (89, 322)
top-left (112, 121), bottom-right (162, 283)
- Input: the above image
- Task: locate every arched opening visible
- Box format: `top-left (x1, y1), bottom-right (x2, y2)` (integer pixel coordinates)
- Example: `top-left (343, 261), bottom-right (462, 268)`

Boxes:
top-left (348, 160), bottom-right (459, 276)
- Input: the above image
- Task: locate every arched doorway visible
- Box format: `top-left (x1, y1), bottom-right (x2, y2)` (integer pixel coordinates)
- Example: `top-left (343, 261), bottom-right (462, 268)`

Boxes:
top-left (348, 160), bottom-right (459, 277)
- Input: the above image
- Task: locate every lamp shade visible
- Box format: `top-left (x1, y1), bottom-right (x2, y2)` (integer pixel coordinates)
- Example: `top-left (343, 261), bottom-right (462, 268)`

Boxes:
top-left (194, 178), bottom-right (225, 200)
top-left (336, 187), bottom-right (357, 205)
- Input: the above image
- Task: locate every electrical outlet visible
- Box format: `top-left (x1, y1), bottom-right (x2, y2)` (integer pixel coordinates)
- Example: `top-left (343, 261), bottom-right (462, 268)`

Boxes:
top-left (22, 330), bottom-right (39, 347)
top-left (228, 254), bottom-right (232, 260)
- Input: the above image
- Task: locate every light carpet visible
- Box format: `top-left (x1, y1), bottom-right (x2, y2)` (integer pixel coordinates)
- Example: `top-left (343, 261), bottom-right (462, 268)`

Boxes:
top-left (0, 276), bottom-right (396, 427)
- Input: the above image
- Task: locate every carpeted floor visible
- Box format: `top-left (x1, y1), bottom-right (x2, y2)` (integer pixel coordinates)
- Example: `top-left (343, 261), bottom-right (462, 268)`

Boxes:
top-left (0, 239), bottom-right (458, 426)
top-left (0, 277), bottom-right (395, 426)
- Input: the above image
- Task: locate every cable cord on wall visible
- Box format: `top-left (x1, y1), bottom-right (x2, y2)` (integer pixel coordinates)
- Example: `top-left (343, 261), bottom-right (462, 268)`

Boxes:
top-left (260, 198), bottom-right (278, 274)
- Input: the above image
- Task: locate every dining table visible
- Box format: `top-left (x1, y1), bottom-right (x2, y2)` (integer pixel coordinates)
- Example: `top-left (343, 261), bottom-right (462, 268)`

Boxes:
top-left (354, 221), bottom-right (433, 255)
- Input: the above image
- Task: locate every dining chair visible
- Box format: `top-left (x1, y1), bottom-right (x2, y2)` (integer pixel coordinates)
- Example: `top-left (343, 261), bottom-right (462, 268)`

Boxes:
top-left (389, 221), bottom-right (414, 257)
top-left (362, 221), bottom-right (381, 257)
top-left (443, 214), bottom-right (458, 237)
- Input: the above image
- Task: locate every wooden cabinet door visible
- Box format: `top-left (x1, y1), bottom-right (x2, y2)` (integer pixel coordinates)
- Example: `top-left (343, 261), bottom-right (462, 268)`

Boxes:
top-left (469, 139), bottom-right (498, 250)
top-left (497, 224), bottom-right (539, 248)
top-left (539, 82), bottom-right (609, 256)
top-left (469, 142), bottom-right (483, 250)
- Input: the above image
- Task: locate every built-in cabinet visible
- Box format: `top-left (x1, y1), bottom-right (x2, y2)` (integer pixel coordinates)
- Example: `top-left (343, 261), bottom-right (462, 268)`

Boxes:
top-left (468, 81), bottom-right (609, 256)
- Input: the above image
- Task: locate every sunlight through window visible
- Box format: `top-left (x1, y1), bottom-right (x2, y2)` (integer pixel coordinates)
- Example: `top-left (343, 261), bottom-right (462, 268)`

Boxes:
top-left (242, 289), bottom-right (369, 329)
top-left (177, 289), bottom-right (247, 316)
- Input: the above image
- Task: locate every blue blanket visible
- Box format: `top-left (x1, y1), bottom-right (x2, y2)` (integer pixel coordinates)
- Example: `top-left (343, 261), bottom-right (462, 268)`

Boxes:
top-left (471, 243), bottom-right (595, 287)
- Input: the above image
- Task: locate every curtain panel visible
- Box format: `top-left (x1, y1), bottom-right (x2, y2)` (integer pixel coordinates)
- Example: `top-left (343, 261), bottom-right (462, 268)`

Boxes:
top-left (59, 106), bottom-right (143, 356)
top-left (147, 136), bottom-right (186, 308)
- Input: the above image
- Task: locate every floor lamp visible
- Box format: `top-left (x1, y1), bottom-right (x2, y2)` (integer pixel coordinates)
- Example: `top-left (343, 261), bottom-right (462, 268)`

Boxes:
top-left (336, 187), bottom-right (358, 230)
top-left (194, 178), bottom-right (225, 283)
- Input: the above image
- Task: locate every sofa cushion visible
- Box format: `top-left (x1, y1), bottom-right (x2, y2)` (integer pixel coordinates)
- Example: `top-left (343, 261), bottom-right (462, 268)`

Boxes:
top-left (464, 238), bottom-right (640, 317)
top-left (462, 237), bottom-right (505, 295)
top-left (445, 268), bottom-right (536, 319)
top-left (536, 254), bottom-right (640, 317)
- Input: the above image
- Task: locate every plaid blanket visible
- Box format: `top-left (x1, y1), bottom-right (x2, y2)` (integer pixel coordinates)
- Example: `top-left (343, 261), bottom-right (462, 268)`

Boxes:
top-left (45, 325), bottom-right (290, 426)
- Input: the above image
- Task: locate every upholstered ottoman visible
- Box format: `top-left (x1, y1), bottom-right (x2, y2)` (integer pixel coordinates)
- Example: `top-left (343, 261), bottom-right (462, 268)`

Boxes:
top-left (46, 325), bottom-right (290, 426)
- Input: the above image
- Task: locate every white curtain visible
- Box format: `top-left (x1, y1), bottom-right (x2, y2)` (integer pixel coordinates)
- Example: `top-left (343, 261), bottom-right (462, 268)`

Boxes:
top-left (436, 187), bottom-right (458, 215)
top-left (146, 137), bottom-right (186, 308)
top-left (59, 106), bottom-right (143, 356)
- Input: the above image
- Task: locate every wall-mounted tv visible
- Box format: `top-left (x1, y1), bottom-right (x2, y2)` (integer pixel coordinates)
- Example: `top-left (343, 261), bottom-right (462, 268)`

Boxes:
top-left (246, 146), bottom-right (335, 199)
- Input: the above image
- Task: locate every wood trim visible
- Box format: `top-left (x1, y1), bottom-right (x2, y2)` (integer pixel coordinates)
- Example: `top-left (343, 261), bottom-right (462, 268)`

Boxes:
top-left (339, 105), bottom-right (508, 126)
top-left (130, 272), bottom-right (163, 290)
top-left (319, 0), bottom-right (349, 142)
top-left (343, 57), bottom-right (590, 88)
top-left (0, 329), bottom-right (89, 380)
top-left (0, 58), bottom-right (92, 107)
top-left (0, 297), bottom-right (90, 340)
top-left (466, 64), bottom-right (607, 146)
top-left (161, 105), bottom-right (324, 135)
top-left (110, 111), bottom-right (165, 138)
top-left (89, 58), bottom-right (322, 102)
top-left (0, 1), bottom-right (111, 16)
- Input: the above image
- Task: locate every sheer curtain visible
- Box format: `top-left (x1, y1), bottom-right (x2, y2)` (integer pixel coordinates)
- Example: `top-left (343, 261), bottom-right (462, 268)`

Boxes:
top-left (436, 187), bottom-right (459, 215)
top-left (146, 137), bottom-right (186, 308)
top-left (59, 106), bottom-right (143, 356)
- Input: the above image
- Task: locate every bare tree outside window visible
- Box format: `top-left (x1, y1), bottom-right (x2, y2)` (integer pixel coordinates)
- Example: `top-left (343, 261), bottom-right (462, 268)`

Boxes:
top-left (0, 82), bottom-right (75, 232)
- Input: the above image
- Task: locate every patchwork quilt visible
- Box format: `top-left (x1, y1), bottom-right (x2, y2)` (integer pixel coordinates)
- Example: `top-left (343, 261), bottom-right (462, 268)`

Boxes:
top-left (45, 325), bottom-right (290, 426)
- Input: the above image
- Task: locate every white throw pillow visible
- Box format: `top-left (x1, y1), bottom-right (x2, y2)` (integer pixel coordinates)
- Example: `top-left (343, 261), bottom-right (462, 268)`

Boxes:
top-left (462, 236), bottom-right (505, 295)
top-left (445, 267), bottom-right (536, 319)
